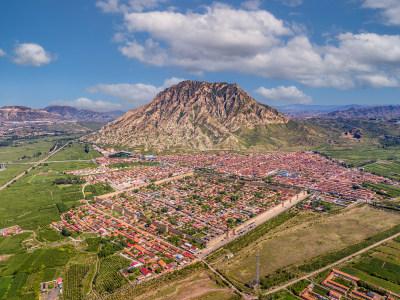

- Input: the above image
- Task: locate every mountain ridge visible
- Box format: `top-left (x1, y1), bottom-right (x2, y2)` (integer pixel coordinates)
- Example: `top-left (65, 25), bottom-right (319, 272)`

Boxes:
top-left (0, 105), bottom-right (123, 123)
top-left (322, 105), bottom-right (400, 119)
top-left (86, 80), bottom-right (317, 152)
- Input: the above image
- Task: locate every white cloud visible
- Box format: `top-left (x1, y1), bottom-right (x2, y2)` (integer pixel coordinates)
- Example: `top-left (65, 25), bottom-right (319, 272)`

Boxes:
top-left (51, 98), bottom-right (122, 112)
top-left (363, 0), bottom-right (400, 26)
top-left (97, 0), bottom-right (166, 13)
top-left (255, 86), bottom-right (312, 104)
top-left (12, 43), bottom-right (55, 66)
top-left (0, 49), bottom-right (5, 57)
top-left (86, 77), bottom-right (185, 107)
top-left (104, 3), bottom-right (400, 89)
top-left (281, 0), bottom-right (303, 7)
top-left (241, 0), bottom-right (261, 10)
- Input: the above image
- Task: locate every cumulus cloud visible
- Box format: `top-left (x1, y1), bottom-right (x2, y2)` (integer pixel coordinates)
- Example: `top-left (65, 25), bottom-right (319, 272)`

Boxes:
top-left (86, 77), bottom-right (185, 107)
top-left (102, 3), bottom-right (400, 89)
top-left (281, 0), bottom-right (303, 7)
top-left (363, 0), bottom-right (400, 26)
top-left (97, 0), bottom-right (166, 13)
top-left (255, 86), bottom-right (312, 104)
top-left (0, 49), bottom-right (5, 57)
top-left (12, 43), bottom-right (55, 66)
top-left (51, 98), bottom-right (122, 112)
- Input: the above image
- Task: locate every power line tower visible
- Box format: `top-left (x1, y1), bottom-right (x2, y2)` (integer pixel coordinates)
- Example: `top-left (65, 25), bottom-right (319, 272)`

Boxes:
top-left (254, 253), bottom-right (260, 289)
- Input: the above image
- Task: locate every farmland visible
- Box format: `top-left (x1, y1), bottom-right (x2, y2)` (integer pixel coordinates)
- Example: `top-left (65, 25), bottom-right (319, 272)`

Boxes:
top-left (213, 205), bottom-right (400, 287)
top-left (0, 164), bottom-right (31, 187)
top-left (338, 238), bottom-right (400, 295)
top-left (47, 142), bottom-right (101, 161)
top-left (93, 255), bottom-right (130, 296)
top-left (64, 264), bottom-right (91, 300)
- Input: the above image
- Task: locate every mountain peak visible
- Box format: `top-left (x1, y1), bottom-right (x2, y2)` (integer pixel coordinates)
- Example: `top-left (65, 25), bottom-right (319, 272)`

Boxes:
top-left (86, 81), bottom-right (315, 152)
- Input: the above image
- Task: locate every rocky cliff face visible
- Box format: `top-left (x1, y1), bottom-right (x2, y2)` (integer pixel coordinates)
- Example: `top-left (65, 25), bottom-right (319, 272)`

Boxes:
top-left (0, 106), bottom-right (64, 121)
top-left (86, 81), bottom-right (315, 151)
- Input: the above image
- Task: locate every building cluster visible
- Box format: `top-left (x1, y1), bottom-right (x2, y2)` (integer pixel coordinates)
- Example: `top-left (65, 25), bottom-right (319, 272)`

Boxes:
top-left (68, 166), bottom-right (120, 176)
top-left (158, 153), bottom-right (394, 200)
top-left (85, 165), bottom-right (192, 190)
top-left (0, 225), bottom-right (23, 236)
top-left (51, 203), bottom-right (196, 282)
top-left (97, 175), bottom-right (296, 246)
top-left (300, 269), bottom-right (396, 300)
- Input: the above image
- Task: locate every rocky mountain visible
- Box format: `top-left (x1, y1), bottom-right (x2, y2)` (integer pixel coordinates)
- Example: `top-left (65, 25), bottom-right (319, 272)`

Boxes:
top-left (44, 105), bottom-right (123, 123)
top-left (0, 106), bottom-right (64, 122)
top-left (323, 105), bottom-right (400, 120)
top-left (86, 80), bottom-right (317, 152)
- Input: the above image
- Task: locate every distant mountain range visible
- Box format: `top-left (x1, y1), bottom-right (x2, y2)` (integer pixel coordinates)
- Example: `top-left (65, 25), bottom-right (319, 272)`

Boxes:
top-left (86, 80), bottom-right (317, 152)
top-left (321, 105), bottom-right (400, 120)
top-left (0, 105), bottom-right (124, 123)
top-left (0, 106), bottom-right (62, 122)
top-left (277, 104), bottom-right (367, 119)
top-left (44, 106), bottom-right (124, 123)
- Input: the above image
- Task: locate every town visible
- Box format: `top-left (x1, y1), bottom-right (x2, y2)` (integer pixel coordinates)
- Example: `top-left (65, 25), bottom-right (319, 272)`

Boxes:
top-left (45, 146), bottom-right (398, 293)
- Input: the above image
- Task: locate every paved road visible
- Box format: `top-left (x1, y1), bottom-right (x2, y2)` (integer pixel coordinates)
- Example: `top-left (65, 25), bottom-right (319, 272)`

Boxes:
top-left (264, 231), bottom-right (400, 295)
top-left (0, 141), bottom-right (73, 191)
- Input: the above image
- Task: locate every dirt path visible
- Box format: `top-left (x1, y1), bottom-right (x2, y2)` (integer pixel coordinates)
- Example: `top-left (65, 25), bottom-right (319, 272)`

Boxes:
top-left (89, 255), bottom-right (99, 297)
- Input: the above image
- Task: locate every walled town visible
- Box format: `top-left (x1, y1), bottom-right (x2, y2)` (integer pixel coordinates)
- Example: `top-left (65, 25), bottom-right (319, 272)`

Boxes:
top-left (50, 147), bottom-right (399, 287)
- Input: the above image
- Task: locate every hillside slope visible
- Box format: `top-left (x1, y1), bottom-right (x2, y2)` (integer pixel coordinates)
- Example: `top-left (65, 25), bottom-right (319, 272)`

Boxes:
top-left (86, 81), bottom-right (317, 152)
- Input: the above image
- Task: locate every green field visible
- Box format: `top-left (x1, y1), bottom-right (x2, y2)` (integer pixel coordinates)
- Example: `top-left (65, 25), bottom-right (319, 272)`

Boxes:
top-left (317, 144), bottom-right (400, 167)
top-left (340, 267), bottom-right (400, 294)
top-left (47, 142), bottom-right (101, 161)
top-left (0, 136), bottom-right (76, 163)
top-left (93, 255), bottom-right (130, 295)
top-left (0, 167), bottom-right (84, 230)
top-left (364, 160), bottom-right (400, 181)
top-left (0, 232), bottom-right (32, 254)
top-left (0, 164), bottom-right (32, 186)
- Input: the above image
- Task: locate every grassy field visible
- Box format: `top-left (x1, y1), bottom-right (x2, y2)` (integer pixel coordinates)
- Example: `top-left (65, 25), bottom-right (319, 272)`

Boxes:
top-left (0, 136), bottom-right (76, 163)
top-left (0, 164), bottom-right (32, 186)
top-left (0, 232), bottom-right (32, 254)
top-left (47, 142), bottom-right (101, 161)
top-left (0, 162), bottom-right (88, 230)
top-left (316, 144), bottom-right (400, 167)
top-left (364, 160), bottom-right (400, 181)
top-left (214, 205), bottom-right (400, 286)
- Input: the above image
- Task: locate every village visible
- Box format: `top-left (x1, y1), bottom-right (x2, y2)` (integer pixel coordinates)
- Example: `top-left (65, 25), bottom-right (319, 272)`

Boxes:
top-left (44, 147), bottom-right (400, 291)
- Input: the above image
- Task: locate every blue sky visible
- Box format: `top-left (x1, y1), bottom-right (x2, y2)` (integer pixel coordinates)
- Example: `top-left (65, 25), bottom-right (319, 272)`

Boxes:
top-left (1, 0), bottom-right (400, 112)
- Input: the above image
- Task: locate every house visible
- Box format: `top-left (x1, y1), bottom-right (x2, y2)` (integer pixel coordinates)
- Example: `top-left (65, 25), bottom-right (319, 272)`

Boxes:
top-left (140, 267), bottom-right (152, 277)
